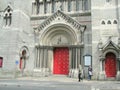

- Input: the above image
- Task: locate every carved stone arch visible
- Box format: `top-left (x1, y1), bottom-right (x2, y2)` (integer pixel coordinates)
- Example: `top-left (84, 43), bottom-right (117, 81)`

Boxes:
top-left (39, 23), bottom-right (78, 46)
top-left (19, 46), bottom-right (29, 59)
top-left (103, 49), bottom-right (119, 59)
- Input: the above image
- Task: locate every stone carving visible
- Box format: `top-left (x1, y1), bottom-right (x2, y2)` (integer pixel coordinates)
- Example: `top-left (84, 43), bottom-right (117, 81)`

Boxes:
top-left (37, 10), bottom-right (86, 32)
top-left (56, 1), bottom-right (62, 11)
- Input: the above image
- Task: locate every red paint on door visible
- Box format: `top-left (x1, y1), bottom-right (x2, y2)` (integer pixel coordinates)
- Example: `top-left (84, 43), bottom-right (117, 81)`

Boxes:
top-left (53, 47), bottom-right (69, 75)
top-left (105, 53), bottom-right (116, 77)
top-left (0, 57), bottom-right (3, 68)
top-left (19, 57), bottom-right (22, 69)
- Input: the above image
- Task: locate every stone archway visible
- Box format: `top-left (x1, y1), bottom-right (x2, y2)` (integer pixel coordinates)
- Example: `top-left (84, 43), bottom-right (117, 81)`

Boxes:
top-left (39, 24), bottom-right (77, 75)
top-left (19, 46), bottom-right (29, 75)
top-left (34, 10), bottom-right (86, 77)
top-left (40, 24), bottom-right (77, 46)
top-left (34, 23), bottom-right (84, 76)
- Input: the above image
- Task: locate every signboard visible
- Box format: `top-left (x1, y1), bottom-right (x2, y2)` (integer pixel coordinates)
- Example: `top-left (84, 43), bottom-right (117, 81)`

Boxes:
top-left (15, 60), bottom-right (19, 65)
top-left (84, 55), bottom-right (92, 66)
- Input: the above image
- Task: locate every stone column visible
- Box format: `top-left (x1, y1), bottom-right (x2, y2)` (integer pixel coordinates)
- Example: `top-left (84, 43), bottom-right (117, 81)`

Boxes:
top-left (77, 48), bottom-right (81, 65)
top-left (75, 48), bottom-right (78, 69)
top-left (44, 48), bottom-right (47, 68)
top-left (72, 0), bottom-right (76, 11)
top-left (40, 48), bottom-right (43, 68)
top-left (69, 47), bottom-right (72, 69)
top-left (116, 58), bottom-right (120, 80)
top-left (99, 58), bottom-right (106, 80)
top-left (68, 47), bottom-right (72, 77)
top-left (47, 2), bottom-right (50, 14)
top-left (41, 3), bottom-right (44, 14)
top-left (37, 47), bottom-right (40, 68)
top-left (46, 48), bottom-right (48, 68)
top-left (34, 3), bottom-right (37, 15)
top-left (72, 48), bottom-right (75, 69)
top-left (79, 0), bottom-right (82, 11)
top-left (48, 47), bottom-right (53, 74)
top-left (70, 0), bottom-right (74, 12)
top-left (65, 0), bottom-right (68, 12)
top-left (32, 3), bottom-right (34, 15)
top-left (35, 47), bottom-right (38, 68)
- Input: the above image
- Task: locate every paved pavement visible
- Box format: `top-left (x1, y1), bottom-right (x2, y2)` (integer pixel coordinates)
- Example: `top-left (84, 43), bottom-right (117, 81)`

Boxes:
top-left (17, 75), bottom-right (78, 82)
top-left (0, 75), bottom-right (120, 90)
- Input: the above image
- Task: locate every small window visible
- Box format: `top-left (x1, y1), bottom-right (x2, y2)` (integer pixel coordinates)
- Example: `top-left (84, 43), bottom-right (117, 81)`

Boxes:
top-left (35, 0), bottom-right (40, 14)
top-left (113, 20), bottom-right (117, 24)
top-left (76, 0), bottom-right (80, 11)
top-left (3, 6), bottom-right (13, 26)
top-left (44, 0), bottom-right (47, 14)
top-left (52, 0), bottom-right (55, 13)
top-left (68, 0), bottom-right (71, 12)
top-left (107, 20), bottom-right (111, 24)
top-left (101, 21), bottom-right (105, 25)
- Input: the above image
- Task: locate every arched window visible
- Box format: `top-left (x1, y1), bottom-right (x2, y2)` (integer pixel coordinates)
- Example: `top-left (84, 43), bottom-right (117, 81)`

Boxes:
top-left (52, 0), bottom-right (55, 13)
top-left (4, 6), bottom-right (13, 26)
top-left (101, 21), bottom-right (105, 25)
top-left (107, 20), bottom-right (111, 24)
top-left (76, 0), bottom-right (80, 11)
top-left (68, 0), bottom-right (71, 12)
top-left (113, 20), bottom-right (117, 24)
top-left (35, 0), bottom-right (40, 14)
top-left (44, 0), bottom-right (47, 14)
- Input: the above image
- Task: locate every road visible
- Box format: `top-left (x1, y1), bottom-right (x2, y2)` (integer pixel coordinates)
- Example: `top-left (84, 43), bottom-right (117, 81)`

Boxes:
top-left (0, 79), bottom-right (120, 90)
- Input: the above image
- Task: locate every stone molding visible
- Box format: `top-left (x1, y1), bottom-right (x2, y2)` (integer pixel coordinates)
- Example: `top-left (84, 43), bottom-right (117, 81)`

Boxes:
top-left (35, 10), bottom-right (86, 33)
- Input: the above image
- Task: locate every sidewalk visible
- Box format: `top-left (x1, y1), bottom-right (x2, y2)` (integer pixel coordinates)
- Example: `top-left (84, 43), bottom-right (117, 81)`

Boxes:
top-left (1, 75), bottom-right (120, 83)
top-left (16, 75), bottom-right (78, 82)
top-left (15, 75), bottom-right (119, 83)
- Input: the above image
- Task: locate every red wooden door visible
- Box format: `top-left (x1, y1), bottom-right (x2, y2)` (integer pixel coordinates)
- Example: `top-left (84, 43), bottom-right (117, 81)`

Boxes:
top-left (105, 53), bottom-right (116, 77)
top-left (19, 57), bottom-right (22, 69)
top-left (53, 47), bottom-right (69, 75)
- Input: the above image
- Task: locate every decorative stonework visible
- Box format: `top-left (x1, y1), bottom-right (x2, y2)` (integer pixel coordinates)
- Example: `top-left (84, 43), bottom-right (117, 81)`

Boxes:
top-left (35, 10), bottom-right (86, 32)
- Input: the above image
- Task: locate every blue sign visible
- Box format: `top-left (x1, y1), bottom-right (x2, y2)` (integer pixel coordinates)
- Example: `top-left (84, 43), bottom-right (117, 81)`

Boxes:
top-left (15, 60), bottom-right (19, 65)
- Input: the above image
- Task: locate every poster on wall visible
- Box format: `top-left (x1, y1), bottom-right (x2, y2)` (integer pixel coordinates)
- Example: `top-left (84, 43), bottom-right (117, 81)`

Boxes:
top-left (84, 55), bottom-right (92, 66)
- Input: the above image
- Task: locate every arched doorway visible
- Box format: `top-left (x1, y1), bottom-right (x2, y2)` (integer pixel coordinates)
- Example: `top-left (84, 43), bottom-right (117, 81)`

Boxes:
top-left (53, 47), bottom-right (69, 75)
top-left (105, 52), bottom-right (117, 77)
top-left (19, 50), bottom-right (26, 70)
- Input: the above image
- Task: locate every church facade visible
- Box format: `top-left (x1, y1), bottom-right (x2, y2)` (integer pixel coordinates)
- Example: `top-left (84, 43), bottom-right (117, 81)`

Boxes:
top-left (0, 0), bottom-right (120, 80)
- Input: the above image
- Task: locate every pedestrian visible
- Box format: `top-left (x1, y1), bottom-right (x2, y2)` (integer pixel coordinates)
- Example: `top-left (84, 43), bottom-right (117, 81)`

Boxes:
top-left (78, 64), bottom-right (83, 82)
top-left (88, 66), bottom-right (93, 80)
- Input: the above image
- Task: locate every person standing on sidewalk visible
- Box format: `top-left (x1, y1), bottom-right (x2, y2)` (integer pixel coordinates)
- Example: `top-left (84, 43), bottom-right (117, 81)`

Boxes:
top-left (88, 66), bottom-right (93, 80)
top-left (78, 64), bottom-right (83, 82)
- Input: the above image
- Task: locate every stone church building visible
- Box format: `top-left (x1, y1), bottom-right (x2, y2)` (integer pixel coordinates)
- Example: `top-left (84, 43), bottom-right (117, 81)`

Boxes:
top-left (0, 0), bottom-right (120, 80)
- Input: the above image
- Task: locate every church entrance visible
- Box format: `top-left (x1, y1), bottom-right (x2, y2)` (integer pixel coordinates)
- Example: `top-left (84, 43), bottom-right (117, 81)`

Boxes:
top-left (105, 52), bottom-right (117, 77)
top-left (53, 47), bottom-right (69, 75)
